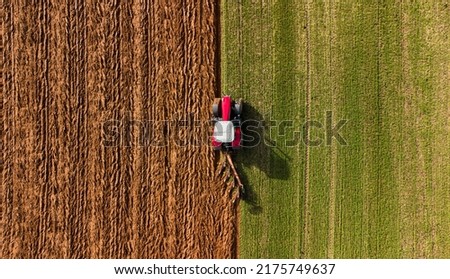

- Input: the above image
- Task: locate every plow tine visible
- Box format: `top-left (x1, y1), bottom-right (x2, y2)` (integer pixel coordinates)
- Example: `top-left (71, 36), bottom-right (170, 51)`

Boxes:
top-left (216, 161), bottom-right (227, 176)
top-left (218, 153), bottom-right (244, 203)
top-left (226, 153), bottom-right (244, 190)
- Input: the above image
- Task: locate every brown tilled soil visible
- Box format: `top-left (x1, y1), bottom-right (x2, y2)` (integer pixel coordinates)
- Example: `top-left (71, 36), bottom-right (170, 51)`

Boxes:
top-left (2, 0), bottom-right (238, 258)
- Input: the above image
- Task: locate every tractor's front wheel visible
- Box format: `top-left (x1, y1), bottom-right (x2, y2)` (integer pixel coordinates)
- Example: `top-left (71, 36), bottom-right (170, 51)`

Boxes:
top-left (212, 98), bottom-right (221, 117)
top-left (234, 98), bottom-right (243, 115)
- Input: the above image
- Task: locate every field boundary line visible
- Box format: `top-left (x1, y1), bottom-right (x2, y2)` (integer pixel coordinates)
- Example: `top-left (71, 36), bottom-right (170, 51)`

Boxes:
top-left (302, 0), bottom-right (312, 256)
top-left (327, 0), bottom-right (337, 259)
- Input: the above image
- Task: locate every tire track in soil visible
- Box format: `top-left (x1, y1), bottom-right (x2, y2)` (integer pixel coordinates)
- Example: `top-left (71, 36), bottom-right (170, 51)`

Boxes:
top-left (2, 0), bottom-right (236, 258)
top-left (35, 0), bottom-right (51, 258)
top-left (2, 0), bottom-right (14, 258)
top-left (47, 1), bottom-right (68, 258)
top-left (5, 2), bottom-right (43, 258)
top-left (143, 1), bottom-right (169, 258)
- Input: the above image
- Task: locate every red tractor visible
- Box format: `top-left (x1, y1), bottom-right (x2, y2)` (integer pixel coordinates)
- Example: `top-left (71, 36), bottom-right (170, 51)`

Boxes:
top-left (211, 96), bottom-right (242, 151)
top-left (211, 96), bottom-right (244, 201)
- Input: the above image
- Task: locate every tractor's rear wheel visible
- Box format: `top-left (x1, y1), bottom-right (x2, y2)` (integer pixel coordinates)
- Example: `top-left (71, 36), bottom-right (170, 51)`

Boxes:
top-left (212, 98), bottom-right (221, 117)
top-left (234, 98), bottom-right (243, 115)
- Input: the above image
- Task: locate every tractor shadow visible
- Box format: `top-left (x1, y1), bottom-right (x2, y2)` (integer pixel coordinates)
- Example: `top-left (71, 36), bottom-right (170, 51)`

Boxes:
top-left (234, 103), bottom-right (291, 215)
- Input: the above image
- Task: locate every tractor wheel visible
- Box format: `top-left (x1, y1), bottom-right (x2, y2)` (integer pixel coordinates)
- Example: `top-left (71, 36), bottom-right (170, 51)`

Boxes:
top-left (212, 98), bottom-right (221, 117)
top-left (234, 98), bottom-right (243, 115)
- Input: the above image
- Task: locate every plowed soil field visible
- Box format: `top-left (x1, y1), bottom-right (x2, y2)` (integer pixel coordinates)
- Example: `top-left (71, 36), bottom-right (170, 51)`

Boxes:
top-left (2, 0), bottom-right (237, 258)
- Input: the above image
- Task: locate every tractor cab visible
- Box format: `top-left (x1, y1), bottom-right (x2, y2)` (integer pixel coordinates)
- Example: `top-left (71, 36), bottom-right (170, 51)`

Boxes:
top-left (213, 121), bottom-right (235, 143)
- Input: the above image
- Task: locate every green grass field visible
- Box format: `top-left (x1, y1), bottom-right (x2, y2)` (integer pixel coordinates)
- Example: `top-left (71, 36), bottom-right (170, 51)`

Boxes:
top-left (221, 0), bottom-right (450, 258)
